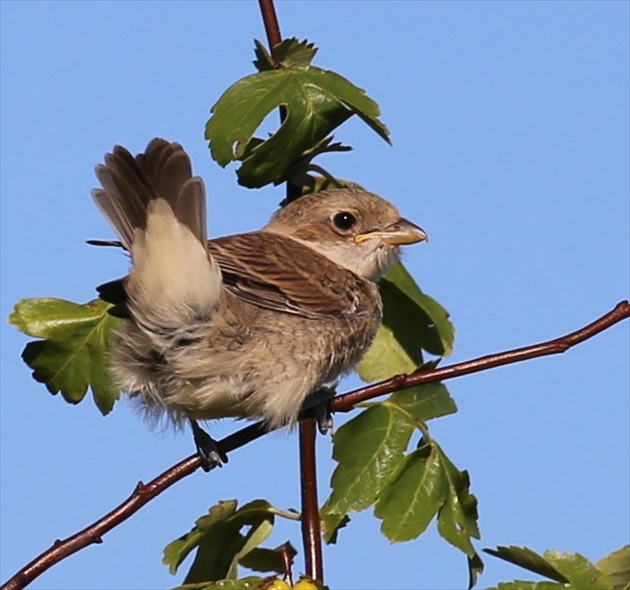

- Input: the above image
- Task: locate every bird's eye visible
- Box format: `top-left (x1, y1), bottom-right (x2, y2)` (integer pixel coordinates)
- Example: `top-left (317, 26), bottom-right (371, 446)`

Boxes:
top-left (332, 211), bottom-right (357, 230)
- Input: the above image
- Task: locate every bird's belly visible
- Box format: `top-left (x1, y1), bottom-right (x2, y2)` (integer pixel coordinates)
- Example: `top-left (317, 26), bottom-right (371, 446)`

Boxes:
top-left (111, 302), bottom-right (380, 429)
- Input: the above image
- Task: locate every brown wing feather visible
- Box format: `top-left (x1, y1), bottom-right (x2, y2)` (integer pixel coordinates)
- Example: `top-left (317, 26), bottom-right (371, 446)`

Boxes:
top-left (208, 232), bottom-right (366, 319)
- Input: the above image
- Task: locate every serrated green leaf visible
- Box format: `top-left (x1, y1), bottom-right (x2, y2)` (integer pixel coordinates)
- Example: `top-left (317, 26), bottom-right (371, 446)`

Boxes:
top-left (271, 38), bottom-right (318, 69)
top-left (390, 383), bottom-right (458, 423)
top-left (437, 451), bottom-right (480, 552)
top-left (253, 40), bottom-right (275, 72)
top-left (374, 442), bottom-right (447, 543)
top-left (544, 550), bottom-right (614, 590)
top-left (596, 545), bottom-right (630, 590)
top-left (206, 57), bottom-right (389, 188)
top-left (435, 445), bottom-right (482, 587)
top-left (483, 547), bottom-right (571, 584)
top-left (323, 403), bottom-right (415, 518)
top-left (358, 261), bottom-right (454, 382)
top-left (9, 297), bottom-right (120, 415)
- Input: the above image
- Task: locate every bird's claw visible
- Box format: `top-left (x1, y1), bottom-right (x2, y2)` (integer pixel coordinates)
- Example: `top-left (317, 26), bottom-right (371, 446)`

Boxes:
top-left (190, 419), bottom-right (228, 471)
top-left (302, 389), bottom-right (335, 435)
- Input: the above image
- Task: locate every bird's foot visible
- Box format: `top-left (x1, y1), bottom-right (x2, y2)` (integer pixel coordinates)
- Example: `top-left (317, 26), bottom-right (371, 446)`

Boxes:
top-left (189, 419), bottom-right (228, 472)
top-left (302, 389), bottom-right (335, 435)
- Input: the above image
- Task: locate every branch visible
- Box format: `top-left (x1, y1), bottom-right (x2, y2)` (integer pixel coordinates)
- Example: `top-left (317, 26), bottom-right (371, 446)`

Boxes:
top-left (2, 301), bottom-right (628, 590)
top-left (331, 299), bottom-right (630, 412)
top-left (258, 0), bottom-right (282, 49)
top-left (299, 418), bottom-right (324, 582)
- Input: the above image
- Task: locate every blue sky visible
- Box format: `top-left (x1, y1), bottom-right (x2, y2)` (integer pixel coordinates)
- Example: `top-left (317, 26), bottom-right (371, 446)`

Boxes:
top-left (1, 2), bottom-right (628, 590)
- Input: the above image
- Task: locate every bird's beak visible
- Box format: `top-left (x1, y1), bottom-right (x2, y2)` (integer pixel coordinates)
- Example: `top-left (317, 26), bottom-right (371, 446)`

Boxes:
top-left (355, 218), bottom-right (429, 245)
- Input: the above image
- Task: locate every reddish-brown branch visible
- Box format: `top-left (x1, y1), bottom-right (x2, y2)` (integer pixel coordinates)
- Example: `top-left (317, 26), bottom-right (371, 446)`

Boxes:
top-left (331, 299), bottom-right (630, 412)
top-left (299, 418), bottom-right (324, 583)
top-left (2, 300), bottom-right (628, 590)
top-left (258, 0), bottom-right (282, 49)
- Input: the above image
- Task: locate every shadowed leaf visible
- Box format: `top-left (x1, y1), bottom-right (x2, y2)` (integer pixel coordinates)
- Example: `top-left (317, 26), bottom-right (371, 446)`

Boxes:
top-left (358, 261), bottom-right (454, 383)
top-left (163, 500), bottom-right (286, 585)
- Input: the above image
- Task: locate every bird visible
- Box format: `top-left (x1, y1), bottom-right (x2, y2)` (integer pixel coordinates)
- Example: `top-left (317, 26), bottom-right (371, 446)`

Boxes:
top-left (91, 138), bottom-right (427, 469)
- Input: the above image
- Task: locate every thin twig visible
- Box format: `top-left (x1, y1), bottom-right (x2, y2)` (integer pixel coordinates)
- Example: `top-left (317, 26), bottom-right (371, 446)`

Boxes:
top-left (299, 418), bottom-right (324, 582)
top-left (258, 0), bottom-right (282, 49)
top-left (2, 301), bottom-right (628, 590)
top-left (257, 0), bottom-right (301, 204)
top-left (331, 299), bottom-right (630, 412)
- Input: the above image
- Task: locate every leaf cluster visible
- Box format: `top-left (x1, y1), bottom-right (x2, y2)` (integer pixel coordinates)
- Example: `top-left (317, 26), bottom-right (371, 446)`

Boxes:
top-left (205, 38), bottom-right (389, 189)
top-left (321, 383), bottom-right (483, 589)
top-left (163, 499), bottom-right (298, 587)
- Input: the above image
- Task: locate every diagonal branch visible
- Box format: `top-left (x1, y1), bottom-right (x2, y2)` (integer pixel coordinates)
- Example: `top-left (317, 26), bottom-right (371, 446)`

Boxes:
top-left (332, 299), bottom-right (630, 412)
top-left (2, 300), bottom-right (628, 590)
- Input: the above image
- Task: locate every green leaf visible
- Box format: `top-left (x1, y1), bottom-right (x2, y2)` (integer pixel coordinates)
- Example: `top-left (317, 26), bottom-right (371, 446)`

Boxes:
top-left (544, 550), bottom-right (614, 590)
top-left (206, 40), bottom-right (389, 188)
top-left (468, 553), bottom-right (486, 590)
top-left (238, 542), bottom-right (297, 574)
top-left (483, 546), bottom-right (570, 584)
top-left (271, 38), bottom-right (318, 69)
top-left (358, 261), bottom-right (454, 382)
top-left (163, 500), bottom-right (278, 584)
top-left (163, 500), bottom-right (239, 577)
top-left (436, 447), bottom-right (483, 587)
top-left (320, 511), bottom-right (350, 545)
top-left (384, 260), bottom-right (454, 356)
top-left (374, 441), bottom-right (447, 542)
top-left (357, 322), bottom-right (419, 382)
top-left (437, 453), bottom-right (480, 552)
top-left (253, 38), bottom-right (318, 71)
top-left (390, 383), bottom-right (458, 423)
top-left (596, 545), bottom-right (630, 590)
top-left (323, 403), bottom-right (415, 518)
top-left (8, 297), bottom-right (121, 415)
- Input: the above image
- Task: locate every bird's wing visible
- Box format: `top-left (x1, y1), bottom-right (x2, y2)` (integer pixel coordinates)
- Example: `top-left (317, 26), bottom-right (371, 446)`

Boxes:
top-left (209, 232), bottom-right (365, 320)
top-left (93, 231), bottom-right (367, 320)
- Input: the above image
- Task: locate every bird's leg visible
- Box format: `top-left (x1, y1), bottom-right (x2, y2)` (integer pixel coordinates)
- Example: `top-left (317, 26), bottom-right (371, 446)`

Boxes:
top-left (301, 389), bottom-right (335, 435)
top-left (189, 419), bottom-right (228, 471)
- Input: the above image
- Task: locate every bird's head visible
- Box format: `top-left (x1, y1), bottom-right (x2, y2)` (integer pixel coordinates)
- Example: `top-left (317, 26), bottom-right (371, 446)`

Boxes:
top-left (264, 188), bottom-right (427, 281)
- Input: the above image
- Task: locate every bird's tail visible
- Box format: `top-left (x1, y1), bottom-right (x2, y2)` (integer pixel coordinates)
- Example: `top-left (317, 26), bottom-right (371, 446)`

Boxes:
top-left (92, 138), bottom-right (222, 327)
